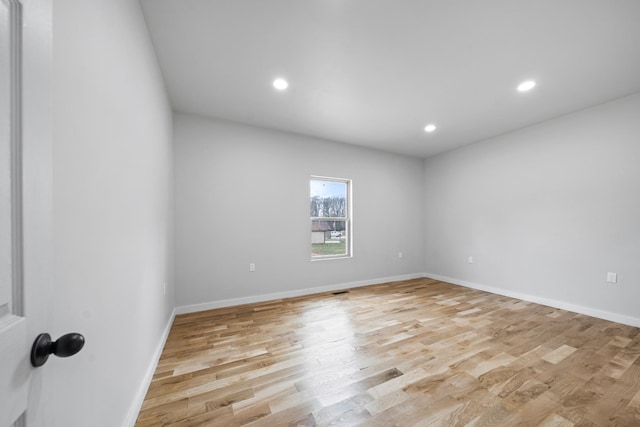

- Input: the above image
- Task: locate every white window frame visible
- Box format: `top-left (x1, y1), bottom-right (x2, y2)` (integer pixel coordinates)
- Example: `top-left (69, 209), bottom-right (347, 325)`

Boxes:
top-left (310, 175), bottom-right (352, 260)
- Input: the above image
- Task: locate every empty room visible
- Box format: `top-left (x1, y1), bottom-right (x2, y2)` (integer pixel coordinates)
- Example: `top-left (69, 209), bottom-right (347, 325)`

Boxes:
top-left (2, 0), bottom-right (640, 426)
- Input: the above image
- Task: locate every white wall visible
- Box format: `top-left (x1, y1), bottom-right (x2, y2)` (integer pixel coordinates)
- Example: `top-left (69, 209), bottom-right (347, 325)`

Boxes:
top-left (51, 1), bottom-right (174, 426)
top-left (424, 92), bottom-right (640, 324)
top-left (174, 114), bottom-right (424, 308)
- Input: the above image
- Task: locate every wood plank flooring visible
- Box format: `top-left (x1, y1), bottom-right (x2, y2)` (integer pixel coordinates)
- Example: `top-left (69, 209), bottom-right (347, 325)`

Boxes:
top-left (135, 278), bottom-right (640, 426)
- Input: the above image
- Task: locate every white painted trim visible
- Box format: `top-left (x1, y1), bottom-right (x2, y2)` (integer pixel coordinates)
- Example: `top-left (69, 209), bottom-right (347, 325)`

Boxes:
top-left (9, 0), bottom-right (24, 317)
top-left (123, 307), bottom-right (176, 427)
top-left (425, 273), bottom-right (640, 328)
top-left (175, 273), bottom-right (426, 315)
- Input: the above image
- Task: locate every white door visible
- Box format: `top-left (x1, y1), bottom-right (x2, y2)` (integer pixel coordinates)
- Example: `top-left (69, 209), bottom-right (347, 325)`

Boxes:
top-left (0, 1), bottom-right (28, 425)
top-left (1, 0), bottom-right (53, 426)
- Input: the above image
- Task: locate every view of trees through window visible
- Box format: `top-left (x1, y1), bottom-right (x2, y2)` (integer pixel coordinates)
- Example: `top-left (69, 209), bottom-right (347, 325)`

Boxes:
top-left (310, 177), bottom-right (350, 258)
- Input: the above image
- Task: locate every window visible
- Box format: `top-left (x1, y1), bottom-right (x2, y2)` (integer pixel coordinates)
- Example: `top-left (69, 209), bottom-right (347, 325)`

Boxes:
top-left (310, 176), bottom-right (351, 259)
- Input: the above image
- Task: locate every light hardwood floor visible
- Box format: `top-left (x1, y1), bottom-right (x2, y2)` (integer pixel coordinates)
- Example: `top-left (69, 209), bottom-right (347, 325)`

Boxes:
top-left (135, 278), bottom-right (640, 426)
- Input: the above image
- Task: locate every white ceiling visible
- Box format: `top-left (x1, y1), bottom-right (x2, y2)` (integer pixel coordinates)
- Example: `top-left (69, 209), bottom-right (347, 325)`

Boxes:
top-left (140, 0), bottom-right (640, 158)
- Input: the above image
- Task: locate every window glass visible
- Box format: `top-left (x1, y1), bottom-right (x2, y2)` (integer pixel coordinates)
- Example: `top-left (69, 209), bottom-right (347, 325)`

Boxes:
top-left (310, 177), bottom-right (351, 259)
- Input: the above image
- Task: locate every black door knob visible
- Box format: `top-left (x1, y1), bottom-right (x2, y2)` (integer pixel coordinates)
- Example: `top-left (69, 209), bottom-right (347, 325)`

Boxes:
top-left (31, 332), bottom-right (85, 367)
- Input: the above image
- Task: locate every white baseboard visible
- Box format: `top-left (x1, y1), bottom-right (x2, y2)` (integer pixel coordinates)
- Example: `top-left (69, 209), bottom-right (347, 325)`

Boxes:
top-left (123, 307), bottom-right (176, 427)
top-left (425, 273), bottom-right (640, 328)
top-left (175, 273), bottom-right (426, 315)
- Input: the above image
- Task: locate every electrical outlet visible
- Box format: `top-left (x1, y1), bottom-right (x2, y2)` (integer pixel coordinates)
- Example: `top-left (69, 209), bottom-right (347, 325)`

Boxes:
top-left (607, 272), bottom-right (617, 283)
top-left (468, 256), bottom-right (473, 264)
top-left (398, 252), bottom-right (403, 259)
top-left (249, 263), bottom-right (256, 272)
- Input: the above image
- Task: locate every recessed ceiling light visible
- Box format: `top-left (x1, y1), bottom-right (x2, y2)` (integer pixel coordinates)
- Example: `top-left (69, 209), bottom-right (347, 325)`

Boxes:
top-left (273, 78), bottom-right (288, 90)
top-left (517, 80), bottom-right (536, 92)
top-left (424, 124), bottom-right (437, 133)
